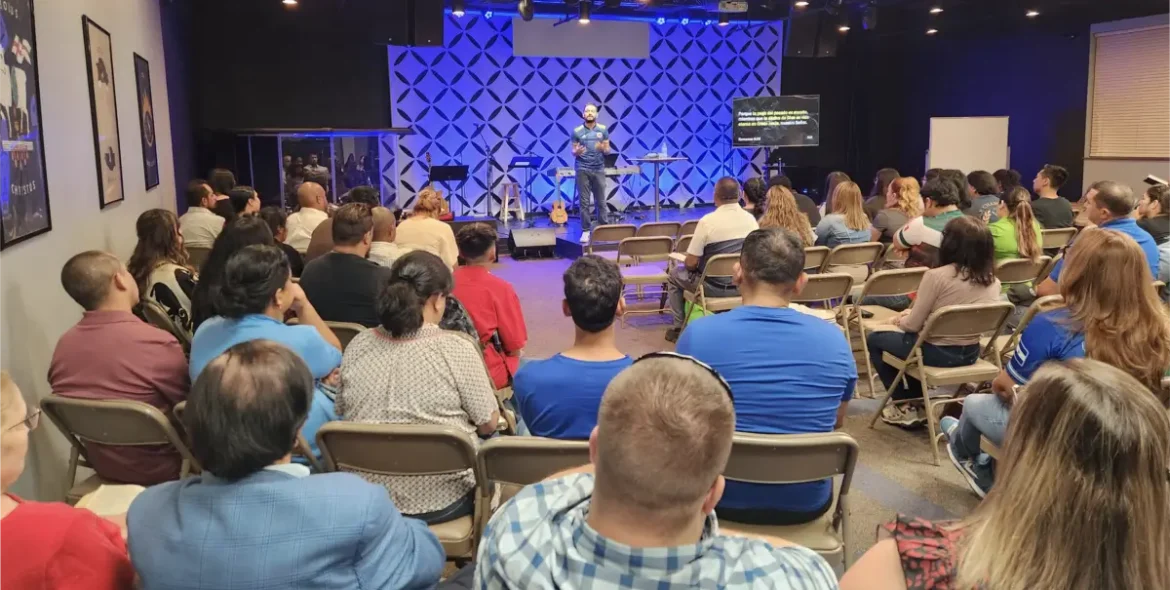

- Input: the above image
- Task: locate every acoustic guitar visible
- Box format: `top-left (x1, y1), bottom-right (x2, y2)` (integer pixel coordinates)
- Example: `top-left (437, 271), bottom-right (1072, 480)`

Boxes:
top-left (549, 196), bottom-right (568, 225)
top-left (424, 152), bottom-right (453, 218)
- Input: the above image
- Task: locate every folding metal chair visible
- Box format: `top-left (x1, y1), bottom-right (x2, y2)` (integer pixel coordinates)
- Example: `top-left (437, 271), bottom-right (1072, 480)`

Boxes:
top-left (140, 298), bottom-right (190, 353)
top-left (635, 221), bottom-right (681, 239)
top-left (680, 253), bottom-right (741, 331)
top-left (867, 301), bottom-right (1015, 465)
top-left (324, 321), bottom-right (367, 351)
top-left (679, 219), bottom-right (700, 237)
top-left (186, 246), bottom-right (212, 271)
top-left (994, 256), bottom-right (1051, 287)
top-left (475, 437), bottom-right (590, 535)
top-left (616, 236), bottom-right (674, 324)
top-left (1040, 227), bottom-right (1076, 250)
top-left (982, 294), bottom-right (1064, 364)
top-left (803, 246), bottom-right (831, 272)
top-left (821, 242), bottom-right (885, 299)
top-left (790, 273), bottom-right (854, 324)
top-left (845, 267), bottom-right (929, 398)
top-left (586, 224), bottom-right (637, 261)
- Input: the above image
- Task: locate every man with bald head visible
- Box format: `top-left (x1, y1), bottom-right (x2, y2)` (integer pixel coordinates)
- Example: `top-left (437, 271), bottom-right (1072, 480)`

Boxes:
top-left (665, 176), bottom-right (758, 342)
top-left (368, 206), bottom-right (409, 267)
top-left (476, 354), bottom-right (837, 588)
top-left (50, 251), bottom-right (190, 485)
top-left (285, 181), bottom-right (328, 254)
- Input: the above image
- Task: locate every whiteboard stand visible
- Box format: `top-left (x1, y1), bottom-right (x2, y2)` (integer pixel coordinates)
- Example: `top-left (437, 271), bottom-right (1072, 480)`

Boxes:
top-left (927, 116), bottom-right (1011, 174)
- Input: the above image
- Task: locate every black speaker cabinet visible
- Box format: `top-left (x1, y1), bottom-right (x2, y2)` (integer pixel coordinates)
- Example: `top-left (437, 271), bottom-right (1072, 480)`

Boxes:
top-left (508, 228), bottom-right (557, 260)
top-left (785, 12), bottom-right (838, 58)
top-left (405, 0), bottom-right (444, 47)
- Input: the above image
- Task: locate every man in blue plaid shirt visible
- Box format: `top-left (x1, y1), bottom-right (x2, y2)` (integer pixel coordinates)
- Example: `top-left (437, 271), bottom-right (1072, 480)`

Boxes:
top-left (474, 354), bottom-right (839, 589)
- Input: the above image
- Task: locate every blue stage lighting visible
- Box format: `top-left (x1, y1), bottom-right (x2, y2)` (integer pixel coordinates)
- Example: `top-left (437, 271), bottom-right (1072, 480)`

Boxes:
top-left (484, 10), bottom-right (494, 18)
top-left (656, 17), bottom-right (665, 25)
top-left (704, 19), bottom-right (713, 26)
top-left (680, 17), bottom-right (689, 25)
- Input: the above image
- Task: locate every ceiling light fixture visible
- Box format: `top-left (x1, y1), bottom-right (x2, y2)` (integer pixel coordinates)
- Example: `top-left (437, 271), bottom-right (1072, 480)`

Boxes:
top-left (926, 28), bottom-right (938, 35)
top-left (795, 1), bottom-right (810, 7)
top-left (282, 0), bottom-right (297, 5)
top-left (837, 24), bottom-right (850, 32)
top-left (719, 13), bottom-right (730, 26)
top-left (579, 2), bottom-right (591, 24)
top-left (451, 0), bottom-right (465, 17)
top-left (1026, 9), bottom-right (1040, 17)
top-left (929, 6), bottom-right (943, 14)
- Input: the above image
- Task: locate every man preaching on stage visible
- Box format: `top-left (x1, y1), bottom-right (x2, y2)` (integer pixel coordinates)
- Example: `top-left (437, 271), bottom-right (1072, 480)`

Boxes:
top-left (571, 103), bottom-right (611, 242)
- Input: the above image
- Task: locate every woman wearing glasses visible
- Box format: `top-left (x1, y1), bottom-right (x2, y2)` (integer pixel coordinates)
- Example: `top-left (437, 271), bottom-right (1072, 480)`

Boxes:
top-left (0, 371), bottom-right (135, 589)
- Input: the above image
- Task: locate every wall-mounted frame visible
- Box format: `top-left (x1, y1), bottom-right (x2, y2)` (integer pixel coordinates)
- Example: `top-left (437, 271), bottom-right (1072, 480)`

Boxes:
top-left (134, 53), bottom-right (159, 190)
top-left (83, 16), bottom-right (125, 208)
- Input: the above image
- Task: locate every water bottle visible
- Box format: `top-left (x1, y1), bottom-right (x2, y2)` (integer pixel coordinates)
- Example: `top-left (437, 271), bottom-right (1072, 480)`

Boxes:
top-left (661, 140), bottom-right (668, 158)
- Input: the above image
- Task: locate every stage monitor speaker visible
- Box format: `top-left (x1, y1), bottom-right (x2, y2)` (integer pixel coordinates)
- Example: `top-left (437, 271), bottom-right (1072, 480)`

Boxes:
top-left (508, 228), bottom-right (557, 260)
top-left (785, 12), bottom-right (837, 58)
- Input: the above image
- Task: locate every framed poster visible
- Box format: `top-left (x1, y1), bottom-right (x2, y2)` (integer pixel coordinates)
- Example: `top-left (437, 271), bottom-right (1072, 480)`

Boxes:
top-left (133, 53), bottom-right (158, 190)
top-left (0, 0), bottom-right (52, 249)
top-left (82, 16), bottom-right (124, 208)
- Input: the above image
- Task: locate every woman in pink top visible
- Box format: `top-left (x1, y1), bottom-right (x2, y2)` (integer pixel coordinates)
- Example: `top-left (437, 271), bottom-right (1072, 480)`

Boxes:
top-left (0, 371), bottom-right (134, 590)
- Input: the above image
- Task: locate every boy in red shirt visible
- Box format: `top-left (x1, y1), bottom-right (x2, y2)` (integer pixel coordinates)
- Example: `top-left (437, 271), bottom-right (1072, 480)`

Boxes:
top-left (452, 223), bottom-right (527, 389)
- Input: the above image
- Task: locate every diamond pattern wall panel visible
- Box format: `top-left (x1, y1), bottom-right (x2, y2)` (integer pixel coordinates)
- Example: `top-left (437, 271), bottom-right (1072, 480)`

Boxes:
top-left (388, 17), bottom-right (781, 214)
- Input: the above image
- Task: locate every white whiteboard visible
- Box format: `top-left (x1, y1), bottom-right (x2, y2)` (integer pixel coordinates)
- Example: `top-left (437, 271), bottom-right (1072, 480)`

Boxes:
top-left (928, 117), bottom-right (1010, 173)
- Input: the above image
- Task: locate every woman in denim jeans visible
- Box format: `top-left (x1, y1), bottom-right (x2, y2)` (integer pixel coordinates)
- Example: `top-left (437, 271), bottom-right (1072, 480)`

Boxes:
top-left (870, 216), bottom-right (1002, 428)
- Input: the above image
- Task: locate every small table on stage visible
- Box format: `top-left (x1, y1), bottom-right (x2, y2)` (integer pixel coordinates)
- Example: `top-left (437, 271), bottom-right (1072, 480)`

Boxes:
top-left (629, 156), bottom-right (689, 221)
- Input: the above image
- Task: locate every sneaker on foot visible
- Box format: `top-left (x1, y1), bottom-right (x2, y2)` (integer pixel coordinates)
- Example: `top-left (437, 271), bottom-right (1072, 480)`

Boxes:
top-left (664, 327), bottom-right (681, 343)
top-left (940, 416), bottom-right (959, 441)
top-left (579, 231), bottom-right (591, 245)
top-left (880, 404), bottom-right (924, 428)
top-left (946, 443), bottom-right (988, 499)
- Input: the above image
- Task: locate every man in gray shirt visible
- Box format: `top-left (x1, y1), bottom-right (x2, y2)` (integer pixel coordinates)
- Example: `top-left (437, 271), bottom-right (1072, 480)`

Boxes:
top-left (963, 170), bottom-right (1000, 223)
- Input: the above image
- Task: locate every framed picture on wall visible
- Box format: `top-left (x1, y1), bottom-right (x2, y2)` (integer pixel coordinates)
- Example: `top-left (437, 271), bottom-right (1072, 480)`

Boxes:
top-left (82, 16), bottom-right (124, 209)
top-left (133, 53), bottom-right (159, 190)
top-left (0, 0), bottom-right (53, 250)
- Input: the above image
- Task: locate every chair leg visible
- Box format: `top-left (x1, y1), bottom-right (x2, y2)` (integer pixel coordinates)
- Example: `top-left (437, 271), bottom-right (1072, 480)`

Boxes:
top-left (857, 321), bottom-right (877, 400)
top-left (868, 362), bottom-right (910, 429)
top-left (921, 376), bottom-right (942, 466)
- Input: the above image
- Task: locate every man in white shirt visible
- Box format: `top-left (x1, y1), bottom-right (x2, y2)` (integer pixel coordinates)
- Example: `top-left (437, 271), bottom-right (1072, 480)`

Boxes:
top-left (285, 182), bottom-right (329, 254)
top-left (665, 177), bottom-right (759, 342)
top-left (178, 180), bottom-right (225, 249)
top-left (368, 206), bottom-right (410, 267)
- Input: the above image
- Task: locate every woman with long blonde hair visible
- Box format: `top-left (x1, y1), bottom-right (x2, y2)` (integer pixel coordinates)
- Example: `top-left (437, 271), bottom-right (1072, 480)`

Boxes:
top-left (989, 186), bottom-right (1042, 261)
top-left (759, 185), bottom-right (814, 246)
top-left (940, 226), bottom-right (1170, 498)
top-left (814, 181), bottom-right (872, 248)
top-left (394, 188), bottom-right (458, 269)
top-left (871, 177), bottom-right (922, 245)
top-left (843, 359), bottom-right (1170, 590)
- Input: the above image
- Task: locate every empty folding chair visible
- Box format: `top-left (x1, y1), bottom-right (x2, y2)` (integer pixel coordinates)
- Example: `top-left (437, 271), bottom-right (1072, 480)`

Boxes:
top-left (790, 273), bottom-right (854, 324)
top-left (585, 224), bottom-right (637, 261)
top-left (635, 221), bottom-right (681, 239)
top-left (616, 236), bottom-right (674, 324)
top-left (475, 436), bottom-right (590, 534)
top-left (679, 219), bottom-right (700, 237)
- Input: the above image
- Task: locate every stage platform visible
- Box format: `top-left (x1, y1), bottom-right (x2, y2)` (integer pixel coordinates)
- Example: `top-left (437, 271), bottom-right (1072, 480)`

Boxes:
top-left (449, 205), bottom-right (715, 259)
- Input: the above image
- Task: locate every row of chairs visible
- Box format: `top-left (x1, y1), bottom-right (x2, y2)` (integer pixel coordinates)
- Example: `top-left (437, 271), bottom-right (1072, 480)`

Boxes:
top-left (39, 394), bottom-right (861, 570)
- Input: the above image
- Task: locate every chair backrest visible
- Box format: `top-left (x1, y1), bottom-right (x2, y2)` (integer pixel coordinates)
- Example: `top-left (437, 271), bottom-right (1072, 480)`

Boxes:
top-left (186, 246), bottom-right (212, 271)
top-left (723, 432), bottom-right (859, 494)
top-left (803, 246), bottom-right (831, 271)
top-left (325, 321), bottom-right (367, 351)
top-left (919, 302), bottom-right (1015, 346)
top-left (476, 437), bottom-right (590, 488)
top-left (1003, 295), bottom-right (1064, 354)
top-left (679, 219), bottom-right (700, 236)
top-left (315, 422), bottom-right (477, 476)
top-left (587, 224), bottom-right (637, 252)
top-left (675, 234), bottom-right (693, 254)
top-left (140, 299), bottom-right (191, 351)
top-left (857, 267), bottom-right (928, 299)
top-left (41, 395), bottom-right (201, 471)
top-left (791, 273), bottom-right (854, 304)
top-left (616, 236), bottom-right (673, 264)
top-left (823, 242), bottom-right (884, 270)
top-left (1041, 227), bottom-right (1077, 250)
top-left (699, 253), bottom-right (739, 283)
top-left (994, 256), bottom-right (1051, 285)
top-left (635, 221), bottom-right (681, 238)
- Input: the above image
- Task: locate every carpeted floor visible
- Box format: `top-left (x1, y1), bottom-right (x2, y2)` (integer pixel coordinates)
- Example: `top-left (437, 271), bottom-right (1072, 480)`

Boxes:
top-left (489, 256), bottom-right (981, 561)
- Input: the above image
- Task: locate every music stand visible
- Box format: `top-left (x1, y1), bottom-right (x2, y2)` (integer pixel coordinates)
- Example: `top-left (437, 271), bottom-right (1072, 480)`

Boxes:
top-left (430, 165), bottom-right (470, 215)
top-left (508, 156), bottom-right (543, 212)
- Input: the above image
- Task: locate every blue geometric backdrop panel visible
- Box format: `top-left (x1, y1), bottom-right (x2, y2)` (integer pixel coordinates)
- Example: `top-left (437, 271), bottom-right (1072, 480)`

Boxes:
top-left (388, 17), bottom-right (782, 215)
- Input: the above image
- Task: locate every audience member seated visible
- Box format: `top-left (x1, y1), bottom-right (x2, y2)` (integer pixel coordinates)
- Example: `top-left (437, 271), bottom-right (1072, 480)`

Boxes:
top-left (989, 186), bottom-right (1042, 262)
top-left (128, 209), bottom-right (198, 335)
top-left (758, 185), bottom-right (815, 246)
top-left (226, 186), bottom-right (261, 218)
top-left (942, 228), bottom-right (1170, 496)
top-left (300, 203), bottom-right (390, 328)
top-left (871, 177), bottom-right (922, 251)
top-left (1137, 183), bottom-right (1169, 244)
top-left (815, 181), bottom-right (872, 248)
top-left (257, 206), bottom-right (304, 277)
top-left (208, 168), bottom-right (239, 223)
top-left (842, 359), bottom-right (1170, 590)
top-left (50, 251), bottom-right (190, 485)
top-left (128, 341), bottom-right (446, 590)
top-left (511, 256), bottom-right (632, 439)
top-left (893, 178), bottom-right (964, 268)
top-left (452, 223), bottom-right (526, 390)
top-left (678, 228), bottom-right (855, 525)
top-left (285, 181), bottom-right (329, 254)
top-left (369, 206), bottom-right (410, 267)
top-left (1, 372), bottom-right (135, 590)
top-left (665, 177), bottom-right (758, 342)
top-left (1161, 240), bottom-right (1170, 298)
top-left (178, 179), bottom-right (224, 249)
top-left (821, 170), bottom-right (851, 216)
top-left (190, 245), bottom-right (342, 458)
top-left (189, 216), bottom-right (275, 331)
top-left (395, 189), bottom-right (459, 269)
top-left (769, 175), bottom-right (820, 225)
top-left (993, 168), bottom-right (1021, 193)
top-left (1036, 181), bottom-right (1159, 297)
top-left (939, 169), bottom-right (970, 211)
top-left (1030, 164), bottom-right (1074, 229)
top-left (742, 177), bottom-right (766, 220)
top-left (863, 167), bottom-right (900, 221)
top-left (872, 217), bottom-right (1002, 428)
top-left (336, 251), bottom-right (498, 524)
top-left (305, 186), bottom-right (380, 263)
top-left (963, 170), bottom-right (1000, 222)
top-left (476, 355), bottom-right (839, 588)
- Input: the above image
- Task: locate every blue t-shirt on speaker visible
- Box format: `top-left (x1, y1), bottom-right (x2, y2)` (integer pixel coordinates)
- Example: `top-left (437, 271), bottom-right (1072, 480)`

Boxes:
top-left (512, 353), bottom-right (633, 440)
top-left (571, 124), bottom-right (610, 171)
top-left (677, 306), bottom-right (856, 514)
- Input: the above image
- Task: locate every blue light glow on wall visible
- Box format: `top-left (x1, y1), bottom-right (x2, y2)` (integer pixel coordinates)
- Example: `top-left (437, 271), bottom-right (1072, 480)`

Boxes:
top-left (386, 16), bottom-right (782, 215)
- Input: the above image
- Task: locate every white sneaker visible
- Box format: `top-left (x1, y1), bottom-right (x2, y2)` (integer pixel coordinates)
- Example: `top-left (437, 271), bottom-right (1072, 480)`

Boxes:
top-left (579, 231), bottom-right (591, 245)
top-left (880, 404), bottom-right (927, 428)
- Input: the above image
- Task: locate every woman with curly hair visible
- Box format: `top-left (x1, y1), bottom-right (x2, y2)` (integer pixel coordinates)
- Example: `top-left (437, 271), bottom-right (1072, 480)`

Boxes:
top-left (127, 209), bottom-right (198, 335)
top-left (758, 185), bottom-right (814, 246)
